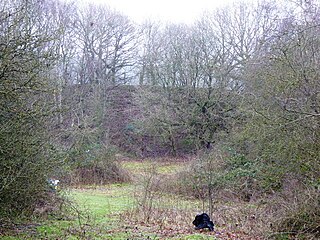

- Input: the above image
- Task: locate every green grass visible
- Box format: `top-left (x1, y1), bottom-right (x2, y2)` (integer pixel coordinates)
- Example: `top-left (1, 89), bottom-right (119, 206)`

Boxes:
top-left (182, 234), bottom-right (216, 239)
top-left (121, 160), bottom-right (184, 175)
top-left (157, 163), bottom-right (184, 174)
top-left (70, 184), bottom-right (134, 220)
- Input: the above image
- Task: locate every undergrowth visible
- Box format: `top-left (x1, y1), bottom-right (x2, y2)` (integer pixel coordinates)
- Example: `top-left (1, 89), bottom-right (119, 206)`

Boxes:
top-left (133, 155), bottom-right (320, 239)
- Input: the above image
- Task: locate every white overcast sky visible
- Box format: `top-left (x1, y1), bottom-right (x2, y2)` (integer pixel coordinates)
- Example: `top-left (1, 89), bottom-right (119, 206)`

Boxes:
top-left (82, 0), bottom-right (237, 24)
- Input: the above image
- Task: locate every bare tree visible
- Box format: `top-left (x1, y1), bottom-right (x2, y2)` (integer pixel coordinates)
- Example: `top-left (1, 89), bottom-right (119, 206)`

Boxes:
top-left (73, 4), bottom-right (138, 86)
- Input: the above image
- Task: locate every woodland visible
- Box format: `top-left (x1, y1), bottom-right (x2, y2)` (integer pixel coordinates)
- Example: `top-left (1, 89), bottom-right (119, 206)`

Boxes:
top-left (0, 0), bottom-right (319, 239)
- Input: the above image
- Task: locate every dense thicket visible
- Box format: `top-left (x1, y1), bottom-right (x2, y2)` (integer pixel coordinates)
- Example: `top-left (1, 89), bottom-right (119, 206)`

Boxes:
top-left (0, 0), bottom-right (61, 217)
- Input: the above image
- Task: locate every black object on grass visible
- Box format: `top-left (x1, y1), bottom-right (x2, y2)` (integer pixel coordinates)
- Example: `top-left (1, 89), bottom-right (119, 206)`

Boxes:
top-left (192, 213), bottom-right (214, 231)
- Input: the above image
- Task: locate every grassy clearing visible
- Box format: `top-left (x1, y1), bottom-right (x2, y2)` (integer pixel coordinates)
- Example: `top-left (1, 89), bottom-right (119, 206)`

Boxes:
top-left (1, 160), bottom-right (218, 239)
top-left (120, 159), bottom-right (185, 175)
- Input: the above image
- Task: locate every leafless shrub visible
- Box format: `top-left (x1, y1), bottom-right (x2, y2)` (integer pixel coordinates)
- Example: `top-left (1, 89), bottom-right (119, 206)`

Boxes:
top-left (122, 161), bottom-right (201, 236)
top-left (70, 162), bottom-right (131, 186)
top-left (268, 185), bottom-right (320, 239)
top-left (33, 190), bottom-right (70, 220)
